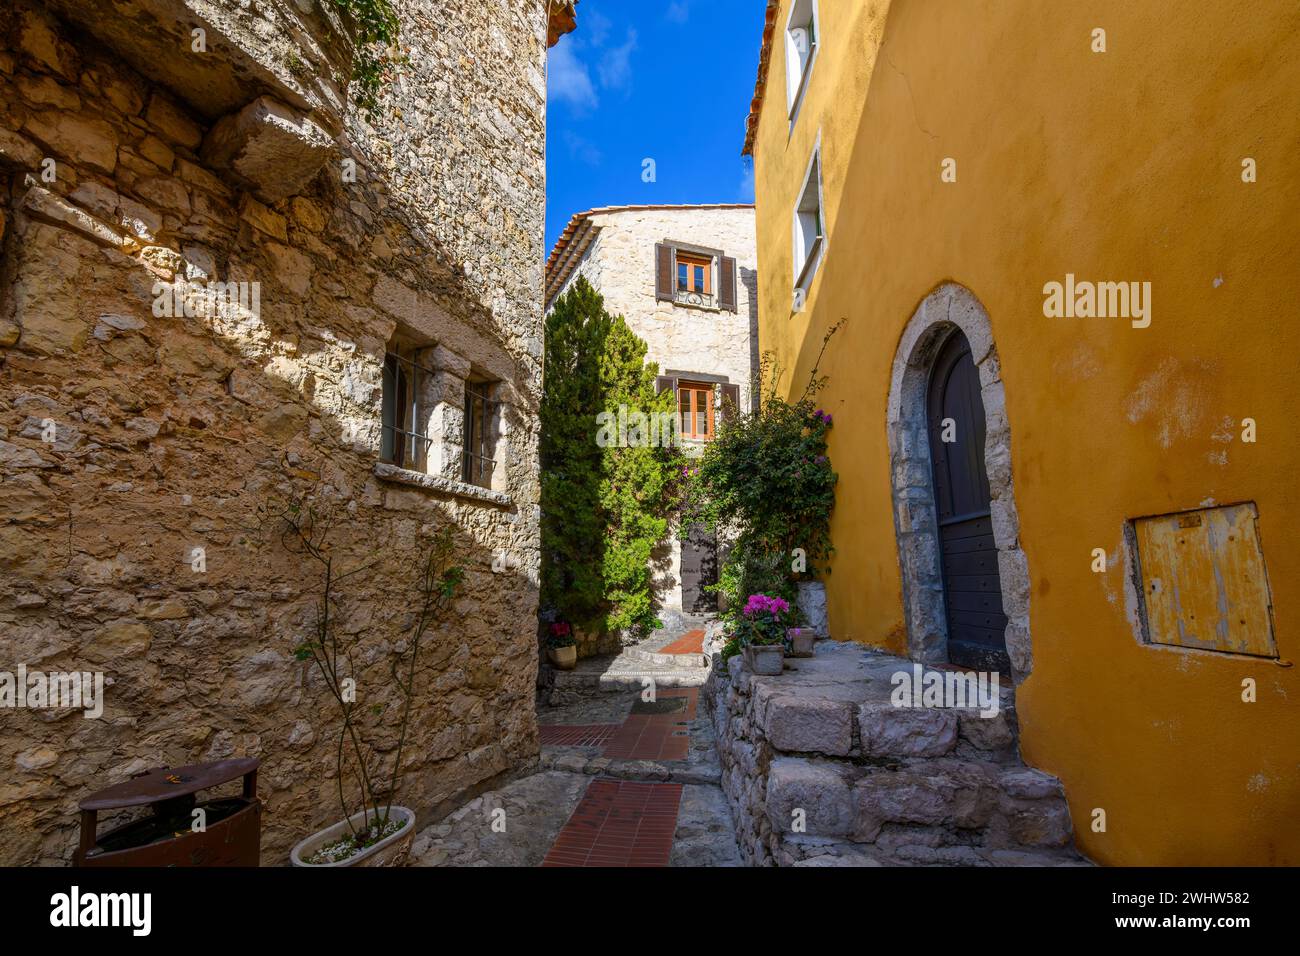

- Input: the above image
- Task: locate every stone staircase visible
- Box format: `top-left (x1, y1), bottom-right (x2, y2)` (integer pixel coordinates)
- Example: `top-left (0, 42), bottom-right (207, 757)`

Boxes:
top-left (705, 639), bottom-right (1088, 866)
top-left (544, 639), bottom-right (711, 707)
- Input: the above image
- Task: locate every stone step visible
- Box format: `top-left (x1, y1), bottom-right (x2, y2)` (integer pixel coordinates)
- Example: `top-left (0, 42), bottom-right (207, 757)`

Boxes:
top-left (540, 749), bottom-right (721, 787)
top-left (762, 754), bottom-right (1080, 862)
top-left (706, 639), bottom-right (1089, 866)
top-left (620, 645), bottom-right (708, 668)
top-left (546, 652), bottom-right (711, 705)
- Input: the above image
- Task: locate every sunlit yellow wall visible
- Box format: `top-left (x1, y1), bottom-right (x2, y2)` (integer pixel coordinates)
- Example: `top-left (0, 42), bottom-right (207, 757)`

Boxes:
top-left (751, 0), bottom-right (1300, 865)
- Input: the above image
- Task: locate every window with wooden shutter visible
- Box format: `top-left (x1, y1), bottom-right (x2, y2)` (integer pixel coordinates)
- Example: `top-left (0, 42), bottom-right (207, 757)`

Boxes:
top-left (655, 242), bottom-right (674, 301)
top-left (677, 380), bottom-right (716, 441)
top-left (718, 255), bottom-right (738, 312)
top-left (720, 382), bottom-right (741, 423)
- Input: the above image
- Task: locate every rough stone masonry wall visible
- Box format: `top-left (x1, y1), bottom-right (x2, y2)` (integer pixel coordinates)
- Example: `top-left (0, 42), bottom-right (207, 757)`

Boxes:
top-left (704, 639), bottom-right (1079, 867)
top-left (555, 208), bottom-right (759, 415)
top-left (0, 0), bottom-right (549, 864)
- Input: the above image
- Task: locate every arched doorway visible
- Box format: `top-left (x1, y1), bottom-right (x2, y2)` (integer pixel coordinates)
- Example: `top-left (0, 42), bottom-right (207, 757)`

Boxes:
top-left (925, 329), bottom-right (1009, 671)
top-left (886, 283), bottom-right (1033, 682)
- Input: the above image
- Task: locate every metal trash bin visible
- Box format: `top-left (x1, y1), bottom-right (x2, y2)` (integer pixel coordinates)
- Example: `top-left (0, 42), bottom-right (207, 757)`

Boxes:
top-left (74, 758), bottom-right (262, 866)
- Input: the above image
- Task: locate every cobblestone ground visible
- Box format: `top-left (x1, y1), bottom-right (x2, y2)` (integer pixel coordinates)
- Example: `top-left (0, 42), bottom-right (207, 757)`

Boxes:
top-left (413, 625), bottom-right (741, 867)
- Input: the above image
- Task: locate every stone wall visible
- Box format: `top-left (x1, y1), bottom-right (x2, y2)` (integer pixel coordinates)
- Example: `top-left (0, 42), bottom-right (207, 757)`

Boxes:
top-left (0, 0), bottom-right (550, 865)
top-left (553, 207), bottom-right (759, 414)
top-left (704, 637), bottom-right (1082, 866)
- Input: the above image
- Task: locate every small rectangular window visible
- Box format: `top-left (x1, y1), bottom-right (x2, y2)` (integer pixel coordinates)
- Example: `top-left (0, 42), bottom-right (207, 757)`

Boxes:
top-left (673, 251), bottom-right (715, 307)
top-left (381, 346), bottom-right (433, 471)
top-left (676, 381), bottom-right (715, 441)
top-left (462, 381), bottom-right (499, 488)
top-left (793, 145), bottom-right (825, 291)
top-left (785, 0), bottom-right (819, 119)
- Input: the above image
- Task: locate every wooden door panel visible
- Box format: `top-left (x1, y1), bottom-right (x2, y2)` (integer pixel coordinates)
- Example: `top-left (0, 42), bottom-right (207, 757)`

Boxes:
top-left (927, 330), bottom-right (1008, 670)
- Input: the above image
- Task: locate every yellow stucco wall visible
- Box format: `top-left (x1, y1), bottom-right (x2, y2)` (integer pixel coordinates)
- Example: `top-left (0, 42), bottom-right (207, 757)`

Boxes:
top-left (751, 0), bottom-right (1300, 865)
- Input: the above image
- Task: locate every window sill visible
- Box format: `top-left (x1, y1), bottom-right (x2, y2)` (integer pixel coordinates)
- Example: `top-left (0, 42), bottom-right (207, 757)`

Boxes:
top-left (794, 235), bottom-right (825, 297)
top-left (669, 298), bottom-right (730, 315)
top-left (374, 462), bottom-right (512, 508)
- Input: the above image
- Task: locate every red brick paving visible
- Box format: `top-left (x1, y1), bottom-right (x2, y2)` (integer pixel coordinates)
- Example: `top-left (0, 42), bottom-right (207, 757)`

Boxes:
top-left (600, 688), bottom-right (697, 761)
top-left (538, 723), bottom-right (620, 747)
top-left (658, 628), bottom-right (705, 655)
top-left (541, 779), bottom-right (683, 867)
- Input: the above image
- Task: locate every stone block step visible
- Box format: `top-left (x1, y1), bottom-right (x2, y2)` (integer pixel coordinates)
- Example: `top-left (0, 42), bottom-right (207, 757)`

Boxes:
top-left (763, 754), bottom-right (1078, 857)
top-left (620, 645), bottom-right (708, 668)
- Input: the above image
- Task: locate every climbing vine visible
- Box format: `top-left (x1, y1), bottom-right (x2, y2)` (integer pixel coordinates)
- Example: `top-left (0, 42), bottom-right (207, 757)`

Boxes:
top-left (328, 0), bottom-right (404, 116)
top-left (689, 320), bottom-right (844, 628)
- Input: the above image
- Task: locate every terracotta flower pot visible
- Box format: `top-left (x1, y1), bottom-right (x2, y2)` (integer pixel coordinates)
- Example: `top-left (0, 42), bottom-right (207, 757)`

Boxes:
top-left (548, 645), bottom-right (577, 670)
top-left (786, 627), bottom-right (815, 658)
top-left (746, 643), bottom-right (785, 676)
top-left (290, 806), bottom-right (415, 867)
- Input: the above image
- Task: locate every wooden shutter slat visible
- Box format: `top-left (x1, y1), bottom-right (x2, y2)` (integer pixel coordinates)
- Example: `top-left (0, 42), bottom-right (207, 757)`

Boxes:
top-left (718, 255), bottom-right (738, 311)
top-left (655, 243), bottom-right (674, 302)
top-left (720, 383), bottom-right (741, 424)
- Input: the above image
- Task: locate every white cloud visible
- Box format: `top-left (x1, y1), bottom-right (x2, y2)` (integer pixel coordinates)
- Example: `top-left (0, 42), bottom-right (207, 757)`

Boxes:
top-left (598, 29), bottom-right (638, 92)
top-left (666, 1), bottom-right (690, 24)
top-left (548, 41), bottom-right (598, 112)
top-left (584, 9), bottom-right (612, 46)
top-left (563, 130), bottom-right (604, 167)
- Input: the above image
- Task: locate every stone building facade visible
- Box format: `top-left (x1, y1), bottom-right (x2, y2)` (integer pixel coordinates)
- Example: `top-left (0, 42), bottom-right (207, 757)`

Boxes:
top-left (0, 0), bottom-right (572, 864)
top-left (545, 205), bottom-right (758, 616)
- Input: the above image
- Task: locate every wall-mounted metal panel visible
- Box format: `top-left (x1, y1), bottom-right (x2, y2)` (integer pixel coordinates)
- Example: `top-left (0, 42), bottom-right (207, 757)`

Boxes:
top-left (1133, 503), bottom-right (1277, 657)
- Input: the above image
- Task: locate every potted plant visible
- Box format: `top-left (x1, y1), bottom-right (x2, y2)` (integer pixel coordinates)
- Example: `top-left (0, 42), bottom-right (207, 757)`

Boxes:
top-left (261, 492), bottom-right (464, 867)
top-left (546, 621), bottom-right (577, 670)
top-left (786, 625), bottom-right (816, 658)
top-left (735, 593), bottom-right (792, 675)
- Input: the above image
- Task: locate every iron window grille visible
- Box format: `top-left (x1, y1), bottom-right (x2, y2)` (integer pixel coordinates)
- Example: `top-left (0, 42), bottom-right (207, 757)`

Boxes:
top-left (462, 382), bottom-right (499, 488)
top-left (381, 349), bottom-right (435, 470)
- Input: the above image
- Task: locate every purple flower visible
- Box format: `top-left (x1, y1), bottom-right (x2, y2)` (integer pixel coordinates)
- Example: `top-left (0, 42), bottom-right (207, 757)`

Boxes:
top-left (743, 593), bottom-right (791, 617)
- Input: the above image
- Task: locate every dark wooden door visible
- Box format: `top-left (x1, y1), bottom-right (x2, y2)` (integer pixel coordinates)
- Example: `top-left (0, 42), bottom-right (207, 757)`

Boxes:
top-left (926, 330), bottom-right (1009, 671)
top-left (681, 523), bottom-right (718, 612)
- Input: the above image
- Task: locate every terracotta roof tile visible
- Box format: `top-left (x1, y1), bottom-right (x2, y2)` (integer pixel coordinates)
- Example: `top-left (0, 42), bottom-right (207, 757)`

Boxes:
top-left (742, 0), bottom-right (781, 156)
top-left (544, 204), bottom-right (754, 308)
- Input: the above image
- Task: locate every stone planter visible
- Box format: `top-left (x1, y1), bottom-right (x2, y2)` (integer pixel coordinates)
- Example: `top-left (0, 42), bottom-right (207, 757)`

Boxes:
top-left (547, 645), bottom-right (577, 670)
top-left (746, 643), bottom-right (785, 676)
top-left (290, 806), bottom-right (415, 867)
top-left (786, 627), bottom-right (815, 658)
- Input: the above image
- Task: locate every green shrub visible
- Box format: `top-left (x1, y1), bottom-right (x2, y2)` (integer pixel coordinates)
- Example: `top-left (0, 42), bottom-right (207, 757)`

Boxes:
top-left (691, 321), bottom-right (843, 624)
top-left (540, 277), bottom-right (684, 638)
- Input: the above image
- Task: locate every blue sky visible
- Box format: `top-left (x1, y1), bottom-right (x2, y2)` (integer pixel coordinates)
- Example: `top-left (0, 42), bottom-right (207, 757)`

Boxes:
top-left (545, 0), bottom-right (765, 254)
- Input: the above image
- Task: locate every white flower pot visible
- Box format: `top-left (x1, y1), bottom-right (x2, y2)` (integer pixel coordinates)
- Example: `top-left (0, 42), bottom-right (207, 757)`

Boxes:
top-left (290, 805), bottom-right (416, 867)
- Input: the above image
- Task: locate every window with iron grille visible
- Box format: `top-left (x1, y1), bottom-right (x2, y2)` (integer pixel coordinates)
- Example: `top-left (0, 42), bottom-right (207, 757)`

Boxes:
top-left (381, 347), bottom-right (434, 470)
top-left (462, 381), bottom-right (498, 488)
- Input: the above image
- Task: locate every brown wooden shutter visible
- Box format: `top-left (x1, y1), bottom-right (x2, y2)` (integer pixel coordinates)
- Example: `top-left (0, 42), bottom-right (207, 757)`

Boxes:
top-left (656, 375), bottom-right (677, 396)
top-left (655, 243), bottom-right (674, 301)
top-left (720, 382), bottom-right (741, 422)
top-left (718, 255), bottom-right (738, 312)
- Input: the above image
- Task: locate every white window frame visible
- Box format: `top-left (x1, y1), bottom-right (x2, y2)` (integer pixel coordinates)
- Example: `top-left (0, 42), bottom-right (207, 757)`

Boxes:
top-left (785, 0), bottom-right (820, 127)
top-left (792, 136), bottom-right (826, 293)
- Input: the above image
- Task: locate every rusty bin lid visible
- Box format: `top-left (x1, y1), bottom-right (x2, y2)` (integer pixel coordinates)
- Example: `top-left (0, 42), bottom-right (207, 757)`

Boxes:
top-left (78, 758), bottom-right (260, 812)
